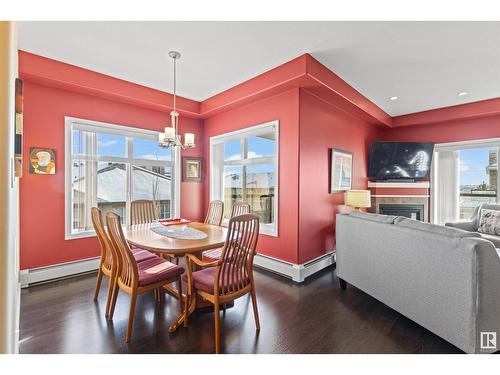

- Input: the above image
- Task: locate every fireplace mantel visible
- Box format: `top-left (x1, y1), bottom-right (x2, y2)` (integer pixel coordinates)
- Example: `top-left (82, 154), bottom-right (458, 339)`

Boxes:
top-left (368, 181), bottom-right (430, 189)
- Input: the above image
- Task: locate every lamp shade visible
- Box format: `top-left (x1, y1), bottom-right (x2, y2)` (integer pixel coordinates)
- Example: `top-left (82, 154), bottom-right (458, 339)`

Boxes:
top-left (345, 189), bottom-right (371, 208)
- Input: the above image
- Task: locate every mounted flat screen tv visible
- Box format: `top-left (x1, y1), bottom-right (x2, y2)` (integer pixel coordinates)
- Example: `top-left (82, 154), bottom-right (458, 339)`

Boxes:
top-left (368, 142), bottom-right (434, 180)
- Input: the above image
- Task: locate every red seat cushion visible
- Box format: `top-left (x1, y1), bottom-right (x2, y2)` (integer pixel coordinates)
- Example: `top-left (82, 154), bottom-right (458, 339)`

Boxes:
top-left (182, 265), bottom-right (249, 294)
top-left (131, 248), bottom-right (158, 263)
top-left (138, 257), bottom-right (184, 287)
top-left (202, 247), bottom-right (223, 262)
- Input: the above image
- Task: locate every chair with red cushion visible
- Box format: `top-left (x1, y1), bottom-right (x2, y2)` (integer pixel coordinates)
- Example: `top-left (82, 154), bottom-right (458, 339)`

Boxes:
top-left (183, 214), bottom-right (260, 353)
top-left (106, 212), bottom-right (184, 342)
top-left (91, 207), bottom-right (157, 318)
top-left (202, 201), bottom-right (250, 262)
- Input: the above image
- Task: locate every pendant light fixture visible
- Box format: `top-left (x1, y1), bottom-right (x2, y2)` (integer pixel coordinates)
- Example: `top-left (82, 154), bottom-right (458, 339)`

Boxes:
top-left (158, 51), bottom-right (195, 149)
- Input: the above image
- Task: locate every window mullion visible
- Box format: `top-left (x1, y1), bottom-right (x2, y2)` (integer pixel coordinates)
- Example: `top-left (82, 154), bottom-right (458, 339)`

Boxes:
top-left (126, 137), bottom-right (132, 224)
top-left (88, 132), bottom-right (97, 230)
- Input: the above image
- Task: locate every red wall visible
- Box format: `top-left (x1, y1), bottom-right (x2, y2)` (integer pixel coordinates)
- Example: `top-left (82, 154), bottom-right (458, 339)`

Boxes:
top-left (21, 81), bottom-right (204, 270)
top-left (381, 114), bottom-right (500, 143)
top-left (203, 89), bottom-right (301, 264)
top-left (298, 90), bottom-right (380, 263)
top-left (23, 51), bottom-right (500, 271)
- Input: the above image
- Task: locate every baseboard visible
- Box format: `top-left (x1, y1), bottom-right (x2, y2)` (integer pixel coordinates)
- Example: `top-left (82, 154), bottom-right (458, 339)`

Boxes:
top-left (253, 251), bottom-right (336, 283)
top-left (20, 251), bottom-right (336, 287)
top-left (20, 257), bottom-right (100, 288)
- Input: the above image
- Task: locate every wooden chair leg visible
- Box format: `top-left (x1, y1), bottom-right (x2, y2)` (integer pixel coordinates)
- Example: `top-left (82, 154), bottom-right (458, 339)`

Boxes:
top-left (214, 300), bottom-right (221, 354)
top-left (154, 288), bottom-right (159, 302)
top-left (183, 286), bottom-right (190, 328)
top-left (177, 276), bottom-right (183, 313)
top-left (126, 291), bottom-right (137, 343)
top-left (105, 275), bottom-right (116, 318)
top-left (93, 268), bottom-right (103, 301)
top-left (250, 287), bottom-right (260, 331)
top-left (108, 283), bottom-right (120, 320)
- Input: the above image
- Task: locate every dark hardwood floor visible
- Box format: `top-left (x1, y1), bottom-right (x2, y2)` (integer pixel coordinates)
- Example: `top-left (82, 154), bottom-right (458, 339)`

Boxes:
top-left (19, 265), bottom-right (462, 354)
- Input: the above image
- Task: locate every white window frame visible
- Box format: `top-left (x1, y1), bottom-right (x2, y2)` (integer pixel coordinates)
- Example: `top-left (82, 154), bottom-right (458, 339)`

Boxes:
top-left (432, 137), bottom-right (500, 223)
top-left (209, 120), bottom-right (279, 236)
top-left (64, 116), bottom-right (180, 240)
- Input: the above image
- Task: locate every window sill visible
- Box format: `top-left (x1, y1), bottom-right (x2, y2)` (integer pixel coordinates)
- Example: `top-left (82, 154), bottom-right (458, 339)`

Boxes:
top-left (65, 230), bottom-right (96, 240)
top-left (222, 220), bottom-right (277, 237)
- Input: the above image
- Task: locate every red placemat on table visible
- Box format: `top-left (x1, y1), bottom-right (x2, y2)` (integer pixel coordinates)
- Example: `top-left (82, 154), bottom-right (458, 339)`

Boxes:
top-left (159, 218), bottom-right (192, 226)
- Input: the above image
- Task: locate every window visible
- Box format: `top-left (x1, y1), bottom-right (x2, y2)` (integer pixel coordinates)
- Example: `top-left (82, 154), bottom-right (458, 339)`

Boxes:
top-left (210, 121), bottom-right (278, 236)
top-left (432, 138), bottom-right (500, 224)
top-left (459, 147), bottom-right (498, 219)
top-left (65, 117), bottom-right (179, 239)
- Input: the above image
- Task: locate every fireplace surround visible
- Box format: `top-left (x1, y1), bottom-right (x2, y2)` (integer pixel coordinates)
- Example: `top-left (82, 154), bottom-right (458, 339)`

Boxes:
top-left (367, 181), bottom-right (430, 222)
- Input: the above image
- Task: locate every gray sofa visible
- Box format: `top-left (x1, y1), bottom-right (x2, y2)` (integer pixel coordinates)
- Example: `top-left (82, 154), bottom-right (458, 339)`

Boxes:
top-left (336, 211), bottom-right (500, 354)
top-left (446, 203), bottom-right (500, 248)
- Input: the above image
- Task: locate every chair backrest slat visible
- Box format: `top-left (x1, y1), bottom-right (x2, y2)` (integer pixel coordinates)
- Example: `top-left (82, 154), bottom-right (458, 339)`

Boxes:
top-left (231, 201), bottom-right (250, 218)
top-left (106, 212), bottom-right (138, 288)
top-left (215, 214), bottom-right (259, 296)
top-left (130, 200), bottom-right (158, 225)
top-left (205, 200), bottom-right (224, 226)
top-left (91, 207), bottom-right (116, 271)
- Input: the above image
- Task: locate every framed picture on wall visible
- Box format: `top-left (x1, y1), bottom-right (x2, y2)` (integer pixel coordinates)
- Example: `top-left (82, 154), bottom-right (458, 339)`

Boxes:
top-left (182, 157), bottom-right (202, 182)
top-left (331, 149), bottom-right (352, 192)
top-left (29, 147), bottom-right (56, 175)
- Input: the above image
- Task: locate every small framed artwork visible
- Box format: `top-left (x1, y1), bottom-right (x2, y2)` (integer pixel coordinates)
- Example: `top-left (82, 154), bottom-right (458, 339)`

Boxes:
top-left (182, 157), bottom-right (202, 182)
top-left (331, 149), bottom-right (353, 192)
top-left (29, 147), bottom-right (56, 175)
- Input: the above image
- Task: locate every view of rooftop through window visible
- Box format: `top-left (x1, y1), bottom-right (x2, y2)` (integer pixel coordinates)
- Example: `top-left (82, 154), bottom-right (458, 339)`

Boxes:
top-left (459, 147), bottom-right (498, 220)
top-left (69, 123), bottom-right (174, 236)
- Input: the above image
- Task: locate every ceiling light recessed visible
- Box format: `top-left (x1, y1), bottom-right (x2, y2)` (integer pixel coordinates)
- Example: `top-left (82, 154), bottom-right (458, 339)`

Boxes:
top-left (389, 96), bottom-right (398, 101)
top-left (458, 91), bottom-right (468, 97)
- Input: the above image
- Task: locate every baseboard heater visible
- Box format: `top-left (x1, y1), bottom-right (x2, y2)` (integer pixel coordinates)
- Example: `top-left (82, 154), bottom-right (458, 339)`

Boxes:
top-left (20, 251), bottom-right (336, 287)
top-left (253, 251), bottom-right (336, 283)
top-left (20, 257), bottom-right (100, 288)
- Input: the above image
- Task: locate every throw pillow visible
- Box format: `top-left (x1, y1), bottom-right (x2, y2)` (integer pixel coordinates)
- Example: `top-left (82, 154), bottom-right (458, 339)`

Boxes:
top-left (477, 208), bottom-right (500, 235)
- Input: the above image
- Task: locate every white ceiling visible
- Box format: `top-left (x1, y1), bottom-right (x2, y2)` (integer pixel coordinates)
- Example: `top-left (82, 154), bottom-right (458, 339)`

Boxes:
top-left (18, 21), bottom-right (500, 116)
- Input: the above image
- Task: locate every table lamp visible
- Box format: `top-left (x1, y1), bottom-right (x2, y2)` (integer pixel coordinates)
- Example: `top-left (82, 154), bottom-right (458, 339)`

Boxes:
top-left (345, 190), bottom-right (371, 211)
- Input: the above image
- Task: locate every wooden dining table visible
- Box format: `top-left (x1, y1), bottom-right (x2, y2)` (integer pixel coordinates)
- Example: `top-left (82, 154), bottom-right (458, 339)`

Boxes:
top-left (123, 221), bottom-right (228, 333)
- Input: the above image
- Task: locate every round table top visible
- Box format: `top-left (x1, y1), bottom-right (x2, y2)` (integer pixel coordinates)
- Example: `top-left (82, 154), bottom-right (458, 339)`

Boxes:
top-left (124, 222), bottom-right (228, 255)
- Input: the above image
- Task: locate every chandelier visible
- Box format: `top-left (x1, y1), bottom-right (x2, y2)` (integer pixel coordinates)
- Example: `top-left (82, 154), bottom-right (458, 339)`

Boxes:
top-left (158, 51), bottom-right (195, 149)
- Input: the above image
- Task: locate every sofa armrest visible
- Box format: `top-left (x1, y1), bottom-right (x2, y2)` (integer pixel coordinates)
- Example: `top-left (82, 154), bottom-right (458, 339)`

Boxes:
top-left (445, 221), bottom-right (476, 232)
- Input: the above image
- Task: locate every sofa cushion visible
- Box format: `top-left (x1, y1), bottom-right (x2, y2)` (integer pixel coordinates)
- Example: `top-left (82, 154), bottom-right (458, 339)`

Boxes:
top-left (478, 208), bottom-right (500, 235)
top-left (471, 203), bottom-right (500, 229)
top-left (394, 217), bottom-right (481, 238)
top-left (349, 211), bottom-right (397, 224)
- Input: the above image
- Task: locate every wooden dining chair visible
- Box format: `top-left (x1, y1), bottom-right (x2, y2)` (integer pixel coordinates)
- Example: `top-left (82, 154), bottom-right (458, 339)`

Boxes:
top-left (130, 199), bottom-right (158, 225)
top-left (183, 214), bottom-right (260, 353)
top-left (91, 207), bottom-right (158, 318)
top-left (202, 201), bottom-right (251, 262)
top-left (204, 200), bottom-right (224, 226)
top-left (106, 212), bottom-right (185, 342)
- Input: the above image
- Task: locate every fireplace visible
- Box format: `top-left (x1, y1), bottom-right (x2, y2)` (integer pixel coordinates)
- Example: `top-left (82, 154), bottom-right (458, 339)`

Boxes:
top-left (368, 181), bottom-right (430, 222)
top-left (379, 204), bottom-right (425, 221)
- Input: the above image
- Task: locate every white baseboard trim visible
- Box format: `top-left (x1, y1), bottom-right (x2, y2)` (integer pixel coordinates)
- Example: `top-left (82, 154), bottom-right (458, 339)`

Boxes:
top-left (20, 250), bottom-right (336, 287)
top-left (20, 257), bottom-right (100, 288)
top-left (253, 251), bottom-right (336, 283)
